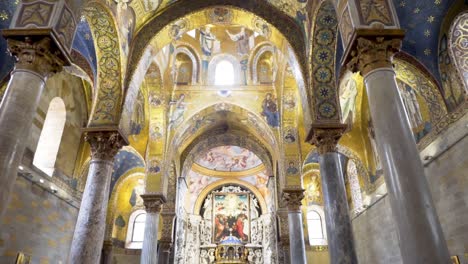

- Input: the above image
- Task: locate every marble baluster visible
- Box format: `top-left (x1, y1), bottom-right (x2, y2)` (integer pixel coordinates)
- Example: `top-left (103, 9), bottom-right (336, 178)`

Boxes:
top-left (282, 188), bottom-right (307, 264)
top-left (0, 37), bottom-right (63, 219)
top-left (69, 131), bottom-right (125, 264)
top-left (309, 125), bottom-right (357, 264)
top-left (348, 36), bottom-right (451, 264)
top-left (140, 194), bottom-right (166, 264)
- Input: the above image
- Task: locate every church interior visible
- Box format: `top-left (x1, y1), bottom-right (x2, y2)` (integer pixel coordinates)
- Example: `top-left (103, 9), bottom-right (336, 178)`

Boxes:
top-left (0, 0), bottom-right (466, 263)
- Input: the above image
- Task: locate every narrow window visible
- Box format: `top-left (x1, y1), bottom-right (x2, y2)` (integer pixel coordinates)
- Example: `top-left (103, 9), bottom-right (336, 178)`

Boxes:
top-left (307, 210), bottom-right (324, 245)
top-left (33, 97), bottom-right (66, 176)
top-left (215, 60), bottom-right (235, 85)
top-left (132, 213), bottom-right (146, 242)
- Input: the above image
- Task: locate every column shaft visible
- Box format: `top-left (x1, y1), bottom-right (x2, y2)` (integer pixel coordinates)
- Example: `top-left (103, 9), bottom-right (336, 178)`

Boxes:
top-left (287, 212), bottom-right (307, 264)
top-left (364, 68), bottom-right (450, 263)
top-left (0, 71), bottom-right (45, 218)
top-left (69, 159), bottom-right (114, 263)
top-left (319, 152), bottom-right (357, 264)
top-left (157, 242), bottom-right (172, 264)
top-left (140, 194), bottom-right (166, 264)
top-left (69, 131), bottom-right (125, 264)
top-left (141, 211), bottom-right (160, 264)
top-left (0, 36), bottom-right (63, 219)
top-left (282, 189), bottom-right (307, 264)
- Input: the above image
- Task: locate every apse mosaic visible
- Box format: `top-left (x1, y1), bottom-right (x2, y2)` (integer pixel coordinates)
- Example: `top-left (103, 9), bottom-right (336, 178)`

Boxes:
top-left (196, 146), bottom-right (263, 172)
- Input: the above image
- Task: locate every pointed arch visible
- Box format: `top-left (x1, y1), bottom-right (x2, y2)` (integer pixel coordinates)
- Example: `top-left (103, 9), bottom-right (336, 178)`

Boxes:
top-left (308, 1), bottom-right (342, 122)
top-left (83, 2), bottom-right (123, 126)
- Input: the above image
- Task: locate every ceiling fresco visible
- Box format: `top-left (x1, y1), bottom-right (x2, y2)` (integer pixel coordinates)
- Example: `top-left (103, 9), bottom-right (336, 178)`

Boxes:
top-left (194, 145), bottom-right (263, 172)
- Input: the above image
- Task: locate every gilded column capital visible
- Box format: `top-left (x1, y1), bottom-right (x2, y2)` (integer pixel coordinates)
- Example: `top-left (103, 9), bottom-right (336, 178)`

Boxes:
top-left (281, 188), bottom-right (305, 212)
top-left (141, 193), bottom-right (167, 213)
top-left (307, 123), bottom-right (347, 155)
top-left (347, 36), bottom-right (402, 76)
top-left (6, 37), bottom-right (65, 78)
top-left (84, 130), bottom-right (127, 162)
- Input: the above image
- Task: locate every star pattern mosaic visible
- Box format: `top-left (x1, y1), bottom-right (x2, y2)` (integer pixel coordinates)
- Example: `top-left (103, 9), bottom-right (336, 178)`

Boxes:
top-left (110, 150), bottom-right (145, 193)
top-left (0, 0), bottom-right (18, 81)
top-left (394, 0), bottom-right (458, 82)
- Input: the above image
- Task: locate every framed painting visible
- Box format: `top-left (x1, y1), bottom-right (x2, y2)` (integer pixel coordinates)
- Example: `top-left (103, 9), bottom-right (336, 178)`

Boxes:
top-left (212, 192), bottom-right (250, 243)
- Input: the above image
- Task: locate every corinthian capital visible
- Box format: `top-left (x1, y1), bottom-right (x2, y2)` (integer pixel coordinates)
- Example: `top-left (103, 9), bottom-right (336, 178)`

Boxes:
top-left (85, 130), bottom-right (127, 161)
top-left (282, 188), bottom-right (305, 212)
top-left (347, 35), bottom-right (402, 76)
top-left (307, 123), bottom-right (347, 155)
top-left (6, 37), bottom-right (64, 78)
top-left (141, 193), bottom-right (167, 213)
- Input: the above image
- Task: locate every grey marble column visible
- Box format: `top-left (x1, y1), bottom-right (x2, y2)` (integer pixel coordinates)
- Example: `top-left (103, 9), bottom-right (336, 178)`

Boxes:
top-left (346, 36), bottom-right (451, 264)
top-left (69, 131), bottom-right (125, 264)
top-left (157, 242), bottom-right (172, 264)
top-left (363, 67), bottom-right (450, 264)
top-left (282, 188), bottom-right (307, 264)
top-left (101, 240), bottom-right (113, 264)
top-left (319, 152), bottom-right (358, 264)
top-left (140, 194), bottom-right (166, 264)
top-left (0, 37), bottom-right (63, 219)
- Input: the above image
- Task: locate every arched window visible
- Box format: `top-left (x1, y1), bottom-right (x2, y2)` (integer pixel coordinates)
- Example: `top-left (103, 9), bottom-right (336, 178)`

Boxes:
top-left (215, 60), bottom-right (235, 85)
top-left (307, 210), bottom-right (326, 246)
top-left (33, 97), bottom-right (66, 176)
top-left (347, 160), bottom-right (363, 213)
top-left (126, 210), bottom-right (146, 249)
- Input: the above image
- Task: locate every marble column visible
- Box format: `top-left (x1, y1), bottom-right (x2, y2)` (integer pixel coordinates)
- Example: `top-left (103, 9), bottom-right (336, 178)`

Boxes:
top-left (311, 125), bottom-right (357, 264)
top-left (69, 131), bottom-right (125, 264)
top-left (157, 242), bottom-right (172, 264)
top-left (0, 37), bottom-right (63, 218)
top-left (101, 240), bottom-right (113, 264)
top-left (140, 193), bottom-right (166, 264)
top-left (157, 209), bottom-right (175, 264)
top-left (348, 36), bottom-right (451, 264)
top-left (282, 188), bottom-right (307, 264)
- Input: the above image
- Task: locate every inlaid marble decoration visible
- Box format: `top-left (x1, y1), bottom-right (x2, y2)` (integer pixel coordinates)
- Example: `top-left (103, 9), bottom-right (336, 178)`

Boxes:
top-left (356, 0), bottom-right (393, 26)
